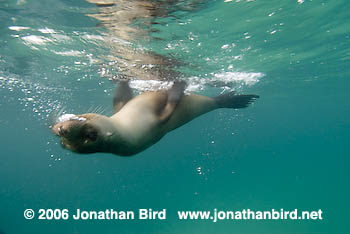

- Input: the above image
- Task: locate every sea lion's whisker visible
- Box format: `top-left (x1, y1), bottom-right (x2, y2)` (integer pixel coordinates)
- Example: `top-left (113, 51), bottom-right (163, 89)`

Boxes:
top-left (47, 105), bottom-right (66, 128)
top-left (55, 106), bottom-right (67, 122)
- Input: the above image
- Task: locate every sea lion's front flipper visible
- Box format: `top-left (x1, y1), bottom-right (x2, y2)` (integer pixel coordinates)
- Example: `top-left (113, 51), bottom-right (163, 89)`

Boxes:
top-left (159, 80), bottom-right (186, 122)
top-left (113, 80), bottom-right (133, 113)
top-left (215, 92), bottom-right (259, 109)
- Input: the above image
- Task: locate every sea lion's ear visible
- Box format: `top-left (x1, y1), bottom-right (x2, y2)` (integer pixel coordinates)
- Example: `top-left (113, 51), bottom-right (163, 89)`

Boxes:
top-left (113, 80), bottom-right (133, 113)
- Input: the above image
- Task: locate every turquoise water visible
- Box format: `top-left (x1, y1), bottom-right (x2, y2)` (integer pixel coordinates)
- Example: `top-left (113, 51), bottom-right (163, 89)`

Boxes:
top-left (0, 0), bottom-right (349, 233)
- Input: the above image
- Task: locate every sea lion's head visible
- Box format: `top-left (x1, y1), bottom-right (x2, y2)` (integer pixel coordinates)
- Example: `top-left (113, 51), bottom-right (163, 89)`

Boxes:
top-left (52, 113), bottom-right (113, 154)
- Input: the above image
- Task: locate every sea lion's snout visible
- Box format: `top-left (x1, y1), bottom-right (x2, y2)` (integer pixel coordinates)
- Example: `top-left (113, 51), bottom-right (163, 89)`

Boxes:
top-left (52, 114), bottom-right (88, 137)
top-left (57, 126), bottom-right (68, 137)
top-left (51, 116), bottom-right (103, 154)
top-left (52, 122), bottom-right (70, 137)
top-left (52, 123), bottom-right (61, 136)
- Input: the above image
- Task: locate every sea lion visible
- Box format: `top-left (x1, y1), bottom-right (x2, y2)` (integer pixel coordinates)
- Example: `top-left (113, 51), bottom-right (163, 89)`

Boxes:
top-left (52, 81), bottom-right (259, 156)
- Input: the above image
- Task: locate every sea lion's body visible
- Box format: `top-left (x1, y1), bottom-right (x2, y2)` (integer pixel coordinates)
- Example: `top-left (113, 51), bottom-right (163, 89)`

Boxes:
top-left (110, 92), bottom-right (217, 155)
top-left (52, 82), bottom-right (258, 156)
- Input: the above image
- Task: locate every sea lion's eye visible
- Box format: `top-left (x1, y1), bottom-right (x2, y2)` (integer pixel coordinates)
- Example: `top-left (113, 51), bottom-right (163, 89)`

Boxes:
top-left (84, 128), bottom-right (98, 142)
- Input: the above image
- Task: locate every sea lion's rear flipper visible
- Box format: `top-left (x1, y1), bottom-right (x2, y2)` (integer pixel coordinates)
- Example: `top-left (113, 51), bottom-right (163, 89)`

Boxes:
top-left (113, 80), bottom-right (133, 113)
top-left (159, 81), bottom-right (186, 122)
top-left (215, 92), bottom-right (259, 109)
